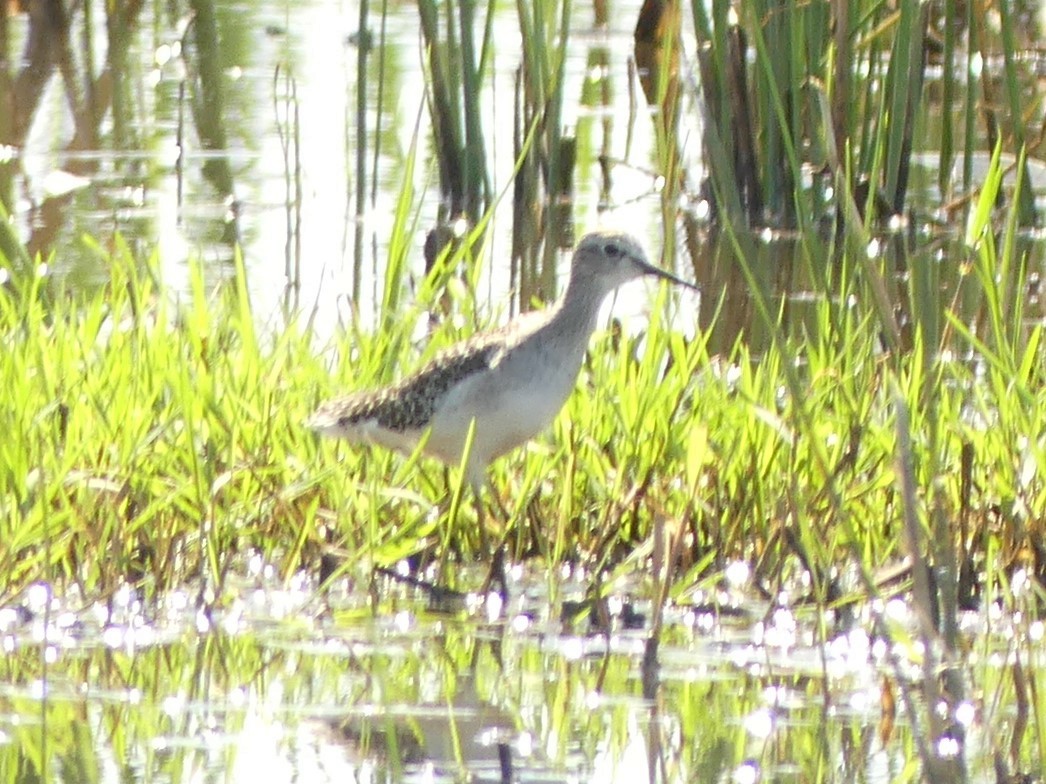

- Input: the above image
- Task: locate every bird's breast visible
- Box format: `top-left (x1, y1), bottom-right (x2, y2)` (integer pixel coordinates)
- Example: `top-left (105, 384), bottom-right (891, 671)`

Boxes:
top-left (425, 336), bottom-right (586, 465)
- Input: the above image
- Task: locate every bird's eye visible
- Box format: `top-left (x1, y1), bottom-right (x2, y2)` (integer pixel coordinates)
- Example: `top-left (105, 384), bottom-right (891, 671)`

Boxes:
top-left (604, 242), bottom-right (621, 257)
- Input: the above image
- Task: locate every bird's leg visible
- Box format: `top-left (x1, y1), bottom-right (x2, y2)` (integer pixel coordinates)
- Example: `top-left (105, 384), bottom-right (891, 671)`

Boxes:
top-left (470, 467), bottom-right (514, 546)
top-left (474, 478), bottom-right (510, 602)
top-left (470, 478), bottom-right (494, 556)
top-left (485, 482), bottom-right (512, 524)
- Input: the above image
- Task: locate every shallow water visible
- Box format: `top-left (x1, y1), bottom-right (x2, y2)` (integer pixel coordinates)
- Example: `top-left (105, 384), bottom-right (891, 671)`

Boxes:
top-left (2, 553), bottom-right (1033, 782)
top-left (5, 0), bottom-right (671, 327)
top-left (8, 0), bottom-right (1046, 348)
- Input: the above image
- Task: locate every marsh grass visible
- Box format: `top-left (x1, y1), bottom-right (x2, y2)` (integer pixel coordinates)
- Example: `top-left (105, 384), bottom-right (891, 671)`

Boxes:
top-left (2, 247), bottom-right (323, 599)
top-left (4, 107), bottom-right (1046, 784)
top-left (6, 178), bottom-right (1046, 614)
top-left (0, 193), bottom-right (1041, 766)
top-left (5, 1), bottom-right (1046, 780)
top-left (688, 0), bottom-right (1041, 228)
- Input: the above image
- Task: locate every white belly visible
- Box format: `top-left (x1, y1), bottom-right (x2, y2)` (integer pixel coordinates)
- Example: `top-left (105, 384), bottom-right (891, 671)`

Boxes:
top-left (425, 342), bottom-right (584, 474)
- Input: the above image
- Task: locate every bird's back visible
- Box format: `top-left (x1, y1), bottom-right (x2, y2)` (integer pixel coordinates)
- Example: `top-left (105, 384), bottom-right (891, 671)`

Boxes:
top-left (307, 331), bottom-right (505, 439)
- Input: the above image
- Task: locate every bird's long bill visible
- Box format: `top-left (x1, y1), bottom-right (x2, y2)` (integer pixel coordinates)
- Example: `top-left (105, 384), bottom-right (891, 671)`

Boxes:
top-left (639, 259), bottom-right (701, 293)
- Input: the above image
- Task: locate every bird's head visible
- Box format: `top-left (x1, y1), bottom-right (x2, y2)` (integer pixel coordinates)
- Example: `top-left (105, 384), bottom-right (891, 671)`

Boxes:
top-left (570, 231), bottom-right (699, 297)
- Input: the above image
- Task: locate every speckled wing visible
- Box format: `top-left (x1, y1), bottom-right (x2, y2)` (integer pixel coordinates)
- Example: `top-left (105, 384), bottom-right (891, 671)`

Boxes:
top-left (308, 333), bottom-right (506, 435)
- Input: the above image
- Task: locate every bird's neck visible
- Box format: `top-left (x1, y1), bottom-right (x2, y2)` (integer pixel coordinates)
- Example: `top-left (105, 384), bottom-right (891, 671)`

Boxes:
top-left (553, 276), bottom-right (611, 340)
